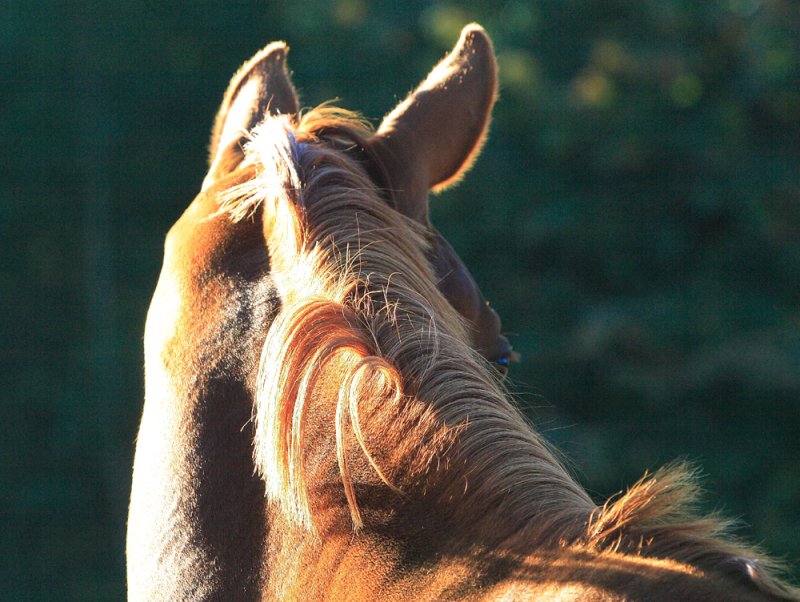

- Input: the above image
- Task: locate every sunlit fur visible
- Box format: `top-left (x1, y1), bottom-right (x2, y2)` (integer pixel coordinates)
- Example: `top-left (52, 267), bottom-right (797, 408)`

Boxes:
top-left (218, 107), bottom-right (798, 600)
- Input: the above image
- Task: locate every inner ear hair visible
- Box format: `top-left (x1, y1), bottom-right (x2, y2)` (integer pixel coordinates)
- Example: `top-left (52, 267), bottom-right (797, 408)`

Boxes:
top-left (366, 24), bottom-right (498, 221)
top-left (206, 42), bottom-right (300, 187)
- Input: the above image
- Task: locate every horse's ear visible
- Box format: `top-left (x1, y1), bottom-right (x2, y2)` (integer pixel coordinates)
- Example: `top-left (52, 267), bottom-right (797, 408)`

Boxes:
top-left (368, 24), bottom-right (497, 222)
top-left (205, 42), bottom-right (299, 188)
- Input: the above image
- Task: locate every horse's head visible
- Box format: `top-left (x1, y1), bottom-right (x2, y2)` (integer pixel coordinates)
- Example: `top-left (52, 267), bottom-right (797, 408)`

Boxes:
top-left (132, 26), bottom-right (800, 602)
top-left (177, 24), bottom-right (513, 372)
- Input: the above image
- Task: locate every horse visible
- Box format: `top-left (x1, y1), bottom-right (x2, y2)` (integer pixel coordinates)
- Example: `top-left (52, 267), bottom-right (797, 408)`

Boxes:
top-left (127, 24), bottom-right (798, 601)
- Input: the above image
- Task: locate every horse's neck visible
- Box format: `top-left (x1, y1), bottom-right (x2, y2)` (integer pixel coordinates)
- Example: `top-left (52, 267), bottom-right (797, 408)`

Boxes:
top-left (283, 349), bottom-right (591, 549)
top-left (260, 309), bottom-right (785, 601)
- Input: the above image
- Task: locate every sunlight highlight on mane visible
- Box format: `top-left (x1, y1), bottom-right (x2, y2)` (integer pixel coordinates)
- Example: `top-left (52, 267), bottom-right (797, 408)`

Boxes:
top-left (218, 107), bottom-right (591, 535)
top-left (217, 108), bottom-right (443, 529)
top-left (215, 106), bottom-right (798, 599)
top-left (586, 463), bottom-right (798, 600)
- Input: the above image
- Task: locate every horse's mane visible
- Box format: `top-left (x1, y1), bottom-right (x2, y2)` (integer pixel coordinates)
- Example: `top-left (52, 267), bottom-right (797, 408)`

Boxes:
top-left (218, 106), bottom-right (797, 599)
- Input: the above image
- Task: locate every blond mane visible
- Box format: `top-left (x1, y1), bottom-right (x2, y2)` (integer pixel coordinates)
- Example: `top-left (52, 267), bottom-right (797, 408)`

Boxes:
top-left (218, 107), bottom-right (797, 599)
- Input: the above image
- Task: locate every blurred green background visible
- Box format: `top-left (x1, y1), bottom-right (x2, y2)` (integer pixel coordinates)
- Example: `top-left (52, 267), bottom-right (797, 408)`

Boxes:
top-left (2, 0), bottom-right (798, 598)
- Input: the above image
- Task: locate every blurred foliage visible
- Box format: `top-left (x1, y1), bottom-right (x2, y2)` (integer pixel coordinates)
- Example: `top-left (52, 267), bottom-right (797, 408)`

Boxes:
top-left (2, 0), bottom-right (798, 597)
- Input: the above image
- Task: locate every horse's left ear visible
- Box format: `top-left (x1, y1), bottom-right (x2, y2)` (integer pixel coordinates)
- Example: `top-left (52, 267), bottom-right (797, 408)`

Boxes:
top-left (204, 42), bottom-right (299, 189)
top-left (367, 24), bottom-right (497, 222)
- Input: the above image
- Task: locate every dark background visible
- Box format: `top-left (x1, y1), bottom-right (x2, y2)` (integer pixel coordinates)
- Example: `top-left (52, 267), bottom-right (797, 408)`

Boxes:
top-left (2, 1), bottom-right (798, 598)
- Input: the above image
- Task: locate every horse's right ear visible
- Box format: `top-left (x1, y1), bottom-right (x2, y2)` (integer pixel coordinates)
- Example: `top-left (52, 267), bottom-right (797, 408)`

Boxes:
top-left (367, 24), bottom-right (498, 223)
top-left (204, 42), bottom-right (299, 189)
